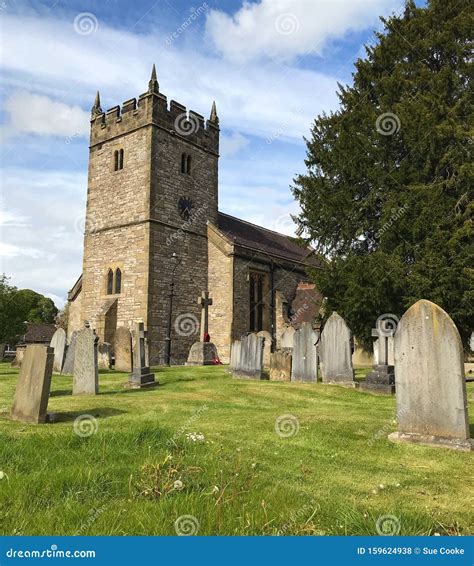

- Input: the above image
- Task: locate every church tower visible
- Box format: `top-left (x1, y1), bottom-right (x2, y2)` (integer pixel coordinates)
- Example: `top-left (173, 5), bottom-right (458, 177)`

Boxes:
top-left (81, 65), bottom-right (219, 363)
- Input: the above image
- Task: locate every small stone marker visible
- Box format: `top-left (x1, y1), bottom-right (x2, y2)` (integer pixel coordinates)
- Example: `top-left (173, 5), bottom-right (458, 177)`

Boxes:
top-left (232, 333), bottom-right (264, 379)
top-left (186, 291), bottom-right (219, 365)
top-left (270, 350), bottom-right (292, 381)
top-left (319, 312), bottom-right (355, 385)
top-left (114, 327), bottom-right (133, 372)
top-left (98, 342), bottom-right (112, 370)
top-left (127, 322), bottom-right (156, 388)
top-left (281, 327), bottom-right (295, 349)
top-left (73, 323), bottom-right (99, 395)
top-left (62, 331), bottom-right (77, 375)
top-left (360, 317), bottom-right (396, 395)
top-left (11, 344), bottom-right (54, 424)
top-left (257, 330), bottom-right (272, 368)
top-left (291, 322), bottom-right (318, 383)
top-left (50, 328), bottom-right (67, 373)
top-left (388, 300), bottom-right (472, 451)
top-left (229, 340), bottom-right (241, 372)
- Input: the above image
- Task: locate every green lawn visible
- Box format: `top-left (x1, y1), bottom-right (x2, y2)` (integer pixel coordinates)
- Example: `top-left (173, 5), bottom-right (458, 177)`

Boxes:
top-left (0, 362), bottom-right (472, 536)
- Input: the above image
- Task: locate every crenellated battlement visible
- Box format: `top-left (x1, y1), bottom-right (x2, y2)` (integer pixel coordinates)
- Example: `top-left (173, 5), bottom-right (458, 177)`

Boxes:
top-left (90, 66), bottom-right (220, 155)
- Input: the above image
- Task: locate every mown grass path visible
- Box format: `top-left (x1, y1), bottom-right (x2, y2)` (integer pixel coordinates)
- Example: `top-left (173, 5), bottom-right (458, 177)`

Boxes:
top-left (0, 363), bottom-right (472, 535)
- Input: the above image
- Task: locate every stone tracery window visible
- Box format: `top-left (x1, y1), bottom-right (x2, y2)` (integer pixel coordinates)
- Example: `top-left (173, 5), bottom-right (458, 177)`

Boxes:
top-left (106, 267), bottom-right (123, 295)
top-left (249, 272), bottom-right (267, 332)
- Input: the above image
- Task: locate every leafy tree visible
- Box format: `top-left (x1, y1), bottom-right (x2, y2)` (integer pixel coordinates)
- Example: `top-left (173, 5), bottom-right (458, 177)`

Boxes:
top-left (293, 0), bottom-right (473, 349)
top-left (0, 275), bottom-right (59, 345)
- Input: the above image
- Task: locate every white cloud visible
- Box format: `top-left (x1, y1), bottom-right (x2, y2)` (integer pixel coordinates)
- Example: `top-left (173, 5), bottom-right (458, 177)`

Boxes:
top-left (206, 0), bottom-right (401, 62)
top-left (4, 91), bottom-right (90, 137)
top-left (220, 132), bottom-right (250, 156)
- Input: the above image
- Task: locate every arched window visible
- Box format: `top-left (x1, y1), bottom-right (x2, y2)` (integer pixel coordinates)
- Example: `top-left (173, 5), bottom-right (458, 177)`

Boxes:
top-left (107, 269), bottom-right (114, 295)
top-left (115, 268), bottom-right (122, 294)
top-left (181, 153), bottom-right (187, 173)
top-left (186, 154), bottom-right (192, 174)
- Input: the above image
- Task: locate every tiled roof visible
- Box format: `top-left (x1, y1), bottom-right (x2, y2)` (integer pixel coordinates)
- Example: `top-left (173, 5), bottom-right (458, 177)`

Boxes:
top-left (217, 212), bottom-right (317, 265)
top-left (23, 323), bottom-right (57, 344)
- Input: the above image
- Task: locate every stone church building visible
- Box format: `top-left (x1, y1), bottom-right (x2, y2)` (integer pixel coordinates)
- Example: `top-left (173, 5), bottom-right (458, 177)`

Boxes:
top-left (68, 65), bottom-right (322, 364)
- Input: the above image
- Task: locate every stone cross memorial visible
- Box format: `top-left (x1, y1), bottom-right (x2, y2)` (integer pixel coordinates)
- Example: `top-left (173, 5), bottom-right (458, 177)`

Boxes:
top-left (360, 317), bottom-right (396, 394)
top-left (114, 326), bottom-right (133, 372)
top-left (186, 291), bottom-right (218, 365)
top-left (11, 344), bottom-right (54, 423)
top-left (50, 328), bottom-right (67, 373)
top-left (73, 323), bottom-right (99, 395)
top-left (127, 322), bottom-right (156, 388)
top-left (319, 312), bottom-right (355, 385)
top-left (232, 333), bottom-right (264, 379)
top-left (291, 322), bottom-right (318, 382)
top-left (389, 299), bottom-right (472, 451)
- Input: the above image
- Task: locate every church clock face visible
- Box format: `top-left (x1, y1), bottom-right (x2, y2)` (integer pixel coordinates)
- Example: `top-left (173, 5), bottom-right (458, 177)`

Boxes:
top-left (178, 196), bottom-right (193, 221)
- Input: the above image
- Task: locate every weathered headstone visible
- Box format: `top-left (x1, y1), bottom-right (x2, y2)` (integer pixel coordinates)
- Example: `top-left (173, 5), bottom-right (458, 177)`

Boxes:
top-left (270, 350), bottom-right (292, 381)
top-left (291, 322), bottom-right (318, 383)
top-left (388, 300), bottom-right (472, 451)
top-left (257, 330), bottom-right (272, 368)
top-left (229, 340), bottom-right (241, 372)
top-left (232, 333), bottom-right (264, 379)
top-left (62, 331), bottom-right (77, 375)
top-left (114, 326), bottom-right (133, 372)
top-left (73, 323), bottom-right (99, 395)
top-left (11, 345), bottom-right (26, 368)
top-left (98, 342), bottom-right (112, 370)
top-left (360, 317), bottom-right (397, 395)
top-left (281, 327), bottom-right (295, 349)
top-left (50, 328), bottom-right (67, 373)
top-left (127, 322), bottom-right (156, 388)
top-left (186, 292), bottom-right (219, 365)
top-left (319, 312), bottom-right (355, 385)
top-left (11, 344), bottom-right (54, 424)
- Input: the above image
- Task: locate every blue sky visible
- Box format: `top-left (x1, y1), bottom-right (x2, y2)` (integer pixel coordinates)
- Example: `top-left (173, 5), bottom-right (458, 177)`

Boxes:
top-left (0, 0), bottom-right (414, 307)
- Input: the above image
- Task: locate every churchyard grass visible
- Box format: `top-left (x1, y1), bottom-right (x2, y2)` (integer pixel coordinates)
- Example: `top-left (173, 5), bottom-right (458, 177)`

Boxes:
top-left (0, 362), bottom-right (472, 536)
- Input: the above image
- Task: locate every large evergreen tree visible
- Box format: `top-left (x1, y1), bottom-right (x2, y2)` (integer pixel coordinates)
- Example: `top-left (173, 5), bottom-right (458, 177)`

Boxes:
top-left (293, 0), bottom-right (473, 349)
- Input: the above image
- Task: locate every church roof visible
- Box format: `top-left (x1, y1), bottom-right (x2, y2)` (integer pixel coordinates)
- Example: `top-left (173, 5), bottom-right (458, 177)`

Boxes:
top-left (216, 212), bottom-right (318, 265)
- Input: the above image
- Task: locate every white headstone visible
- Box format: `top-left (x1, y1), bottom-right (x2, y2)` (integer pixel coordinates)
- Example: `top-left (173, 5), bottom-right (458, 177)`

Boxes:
top-left (50, 328), bottom-right (67, 373)
top-left (319, 312), bottom-right (355, 384)
top-left (281, 327), bottom-right (295, 349)
top-left (232, 333), bottom-right (264, 379)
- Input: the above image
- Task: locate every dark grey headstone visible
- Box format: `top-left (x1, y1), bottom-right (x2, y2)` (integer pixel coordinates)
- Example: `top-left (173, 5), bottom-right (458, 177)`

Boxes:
top-left (291, 322), bottom-right (317, 383)
top-left (127, 322), bottom-right (156, 388)
top-left (388, 300), bottom-right (472, 451)
top-left (11, 344), bottom-right (54, 423)
top-left (62, 331), bottom-right (77, 375)
top-left (73, 326), bottom-right (99, 395)
top-left (50, 328), bottom-right (67, 373)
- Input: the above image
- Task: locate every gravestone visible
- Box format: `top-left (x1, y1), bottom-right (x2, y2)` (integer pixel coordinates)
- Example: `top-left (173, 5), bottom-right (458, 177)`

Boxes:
top-left (291, 322), bottom-right (317, 383)
top-left (257, 330), bottom-right (272, 368)
top-left (50, 328), bottom-right (67, 373)
top-left (373, 337), bottom-right (394, 365)
top-left (319, 312), bottom-right (355, 385)
top-left (232, 333), bottom-right (264, 379)
top-left (270, 350), bottom-right (292, 381)
top-left (281, 327), bottom-right (295, 349)
top-left (114, 326), bottom-right (133, 372)
top-left (98, 342), bottom-right (112, 370)
top-left (11, 344), bottom-right (54, 423)
top-left (229, 340), bottom-right (241, 372)
top-left (73, 323), bottom-right (99, 395)
top-left (62, 331), bottom-right (77, 375)
top-left (186, 292), bottom-right (219, 365)
top-left (388, 300), bottom-right (472, 451)
top-left (127, 322), bottom-right (156, 388)
top-left (360, 317), bottom-right (397, 395)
